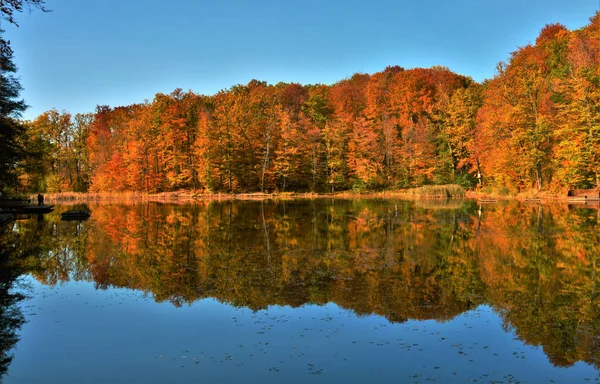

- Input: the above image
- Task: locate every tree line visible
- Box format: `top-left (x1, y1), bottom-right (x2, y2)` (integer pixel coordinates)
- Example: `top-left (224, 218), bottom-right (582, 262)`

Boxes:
top-left (6, 12), bottom-right (600, 195)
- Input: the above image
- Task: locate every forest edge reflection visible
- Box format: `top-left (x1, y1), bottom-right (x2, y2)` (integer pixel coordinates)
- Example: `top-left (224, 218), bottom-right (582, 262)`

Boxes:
top-left (1, 198), bottom-right (599, 377)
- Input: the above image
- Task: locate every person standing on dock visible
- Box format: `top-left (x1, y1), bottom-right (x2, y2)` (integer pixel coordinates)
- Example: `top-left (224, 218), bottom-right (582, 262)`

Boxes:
top-left (37, 193), bottom-right (44, 206)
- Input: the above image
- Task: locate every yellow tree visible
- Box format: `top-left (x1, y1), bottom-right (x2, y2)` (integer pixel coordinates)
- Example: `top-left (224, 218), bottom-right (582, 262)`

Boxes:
top-left (347, 117), bottom-right (382, 188)
top-left (444, 83), bottom-right (483, 187)
top-left (364, 66), bottom-right (404, 187)
top-left (553, 13), bottom-right (600, 189)
top-left (478, 24), bottom-right (570, 192)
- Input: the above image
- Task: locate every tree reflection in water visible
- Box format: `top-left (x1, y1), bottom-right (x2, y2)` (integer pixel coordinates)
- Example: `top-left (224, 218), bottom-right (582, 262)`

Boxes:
top-left (2, 199), bottom-right (600, 377)
top-left (0, 255), bottom-right (26, 378)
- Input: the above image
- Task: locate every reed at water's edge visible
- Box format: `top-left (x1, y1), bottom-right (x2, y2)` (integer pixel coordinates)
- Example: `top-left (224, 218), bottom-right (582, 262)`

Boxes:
top-left (30, 185), bottom-right (468, 202)
top-left (393, 184), bottom-right (466, 198)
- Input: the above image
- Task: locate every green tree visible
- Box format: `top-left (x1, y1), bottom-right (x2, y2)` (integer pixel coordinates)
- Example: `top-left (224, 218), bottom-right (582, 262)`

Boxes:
top-left (0, 33), bottom-right (27, 191)
top-left (0, 0), bottom-right (48, 192)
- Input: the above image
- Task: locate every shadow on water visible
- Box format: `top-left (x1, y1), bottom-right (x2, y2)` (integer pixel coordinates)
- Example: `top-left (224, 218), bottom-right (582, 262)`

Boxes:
top-left (1, 199), bottom-right (600, 378)
top-left (0, 261), bottom-right (25, 380)
top-left (0, 226), bottom-right (32, 380)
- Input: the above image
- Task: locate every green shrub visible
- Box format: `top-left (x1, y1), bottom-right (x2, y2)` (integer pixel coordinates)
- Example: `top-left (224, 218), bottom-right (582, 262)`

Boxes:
top-left (454, 173), bottom-right (476, 189)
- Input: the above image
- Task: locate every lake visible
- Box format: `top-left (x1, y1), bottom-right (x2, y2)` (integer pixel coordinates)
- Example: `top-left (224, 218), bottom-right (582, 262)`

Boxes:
top-left (1, 199), bottom-right (599, 383)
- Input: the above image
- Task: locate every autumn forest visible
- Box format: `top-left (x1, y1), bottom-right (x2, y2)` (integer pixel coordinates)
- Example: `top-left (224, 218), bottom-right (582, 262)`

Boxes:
top-left (8, 13), bottom-right (600, 195)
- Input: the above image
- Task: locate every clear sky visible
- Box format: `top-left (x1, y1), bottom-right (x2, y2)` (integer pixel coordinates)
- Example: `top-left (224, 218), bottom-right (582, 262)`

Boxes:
top-left (2, 0), bottom-right (598, 120)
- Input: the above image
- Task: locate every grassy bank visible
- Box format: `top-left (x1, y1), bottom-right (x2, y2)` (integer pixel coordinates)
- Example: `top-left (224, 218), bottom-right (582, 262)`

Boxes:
top-left (393, 184), bottom-right (466, 198)
top-left (34, 185), bottom-right (468, 202)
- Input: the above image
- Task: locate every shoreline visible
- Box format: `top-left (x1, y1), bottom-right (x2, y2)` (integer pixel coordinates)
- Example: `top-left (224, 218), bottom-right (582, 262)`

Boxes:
top-left (26, 189), bottom-right (590, 204)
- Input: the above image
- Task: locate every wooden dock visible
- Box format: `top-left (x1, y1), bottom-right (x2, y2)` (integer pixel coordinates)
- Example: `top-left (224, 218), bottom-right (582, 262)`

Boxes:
top-left (0, 198), bottom-right (31, 208)
top-left (478, 199), bottom-right (498, 203)
top-left (19, 205), bottom-right (55, 214)
top-left (567, 197), bottom-right (600, 203)
top-left (0, 204), bottom-right (54, 214)
top-left (567, 189), bottom-right (600, 202)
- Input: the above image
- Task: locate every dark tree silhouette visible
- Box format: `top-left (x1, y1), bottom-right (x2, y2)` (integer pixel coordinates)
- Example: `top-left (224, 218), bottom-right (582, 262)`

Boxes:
top-left (0, 0), bottom-right (48, 191)
top-left (0, 0), bottom-right (49, 26)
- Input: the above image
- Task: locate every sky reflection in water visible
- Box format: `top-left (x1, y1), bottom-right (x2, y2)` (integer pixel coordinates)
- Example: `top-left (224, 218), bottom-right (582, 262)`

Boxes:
top-left (2, 199), bottom-right (600, 383)
top-left (9, 277), bottom-right (595, 384)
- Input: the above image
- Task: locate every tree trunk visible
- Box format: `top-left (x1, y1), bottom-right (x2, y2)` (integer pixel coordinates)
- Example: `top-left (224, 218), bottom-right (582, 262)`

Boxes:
top-left (261, 200), bottom-right (270, 261)
top-left (448, 142), bottom-right (455, 181)
top-left (261, 132), bottom-right (271, 193)
top-left (311, 145), bottom-right (317, 192)
top-left (190, 154), bottom-right (196, 194)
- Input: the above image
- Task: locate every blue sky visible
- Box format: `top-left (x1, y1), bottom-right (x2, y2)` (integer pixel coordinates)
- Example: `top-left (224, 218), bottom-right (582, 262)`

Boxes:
top-left (3, 0), bottom-right (598, 120)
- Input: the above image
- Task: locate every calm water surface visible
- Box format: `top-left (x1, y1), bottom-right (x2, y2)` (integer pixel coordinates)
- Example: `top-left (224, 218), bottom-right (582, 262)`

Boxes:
top-left (1, 199), bottom-right (599, 383)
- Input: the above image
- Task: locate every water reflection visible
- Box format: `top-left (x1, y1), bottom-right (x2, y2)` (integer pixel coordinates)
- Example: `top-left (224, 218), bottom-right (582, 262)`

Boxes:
top-left (2, 199), bottom-right (600, 376)
top-left (0, 249), bottom-right (26, 378)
